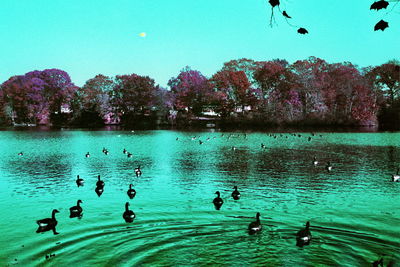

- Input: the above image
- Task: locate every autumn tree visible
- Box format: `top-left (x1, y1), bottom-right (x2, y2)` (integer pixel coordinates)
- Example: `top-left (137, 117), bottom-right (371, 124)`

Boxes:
top-left (110, 74), bottom-right (159, 124)
top-left (1, 69), bottom-right (77, 125)
top-left (254, 60), bottom-right (302, 122)
top-left (210, 70), bottom-right (258, 117)
top-left (291, 57), bottom-right (330, 120)
top-left (168, 67), bottom-right (214, 115)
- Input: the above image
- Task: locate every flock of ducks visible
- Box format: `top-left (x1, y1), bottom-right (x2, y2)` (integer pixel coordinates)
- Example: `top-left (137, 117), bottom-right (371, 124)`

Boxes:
top-left (29, 132), bottom-right (398, 265)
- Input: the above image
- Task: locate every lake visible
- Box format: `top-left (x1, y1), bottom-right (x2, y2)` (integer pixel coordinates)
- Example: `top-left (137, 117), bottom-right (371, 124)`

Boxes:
top-left (0, 130), bottom-right (399, 266)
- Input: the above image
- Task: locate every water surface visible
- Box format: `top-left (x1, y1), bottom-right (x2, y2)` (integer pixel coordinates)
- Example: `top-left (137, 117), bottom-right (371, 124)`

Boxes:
top-left (0, 130), bottom-right (399, 266)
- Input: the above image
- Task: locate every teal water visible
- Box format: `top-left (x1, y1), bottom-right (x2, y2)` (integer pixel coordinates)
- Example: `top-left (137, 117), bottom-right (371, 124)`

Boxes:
top-left (0, 130), bottom-right (399, 266)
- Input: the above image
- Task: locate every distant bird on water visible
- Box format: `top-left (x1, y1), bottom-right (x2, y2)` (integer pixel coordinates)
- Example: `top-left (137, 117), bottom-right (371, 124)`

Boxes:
top-left (96, 175), bottom-right (105, 188)
top-left (85, 152), bottom-right (90, 158)
top-left (248, 212), bottom-right (262, 235)
top-left (392, 168), bottom-right (400, 182)
top-left (18, 152), bottom-right (23, 156)
top-left (312, 157), bottom-right (318, 166)
top-left (76, 175), bottom-right (84, 187)
top-left (296, 221), bottom-right (312, 247)
top-left (232, 186), bottom-right (241, 200)
top-left (325, 162), bottom-right (332, 172)
top-left (36, 209), bottom-right (59, 235)
top-left (123, 202), bottom-right (136, 223)
top-left (135, 166), bottom-right (142, 177)
top-left (213, 191), bottom-right (224, 210)
top-left (127, 184), bottom-right (136, 199)
top-left (69, 200), bottom-right (83, 218)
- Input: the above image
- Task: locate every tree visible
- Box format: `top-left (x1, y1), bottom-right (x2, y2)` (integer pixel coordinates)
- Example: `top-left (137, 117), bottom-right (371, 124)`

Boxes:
top-left (168, 67), bottom-right (214, 115)
top-left (322, 63), bottom-right (378, 125)
top-left (1, 69), bottom-right (76, 125)
top-left (291, 57), bottom-right (330, 120)
top-left (72, 74), bottom-right (115, 125)
top-left (210, 70), bottom-right (258, 117)
top-left (111, 74), bottom-right (159, 123)
top-left (254, 60), bottom-right (302, 122)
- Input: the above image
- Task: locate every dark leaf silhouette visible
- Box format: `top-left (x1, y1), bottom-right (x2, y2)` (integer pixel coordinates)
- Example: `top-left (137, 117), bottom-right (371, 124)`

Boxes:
top-left (298, 27), bottom-right (308, 34)
top-left (282, 11), bottom-right (292, 18)
top-left (370, 0), bottom-right (389, 10)
top-left (374, 19), bottom-right (389, 31)
top-left (269, 0), bottom-right (280, 8)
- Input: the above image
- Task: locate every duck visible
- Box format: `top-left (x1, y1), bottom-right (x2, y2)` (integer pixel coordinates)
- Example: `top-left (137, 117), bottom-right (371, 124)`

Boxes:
top-left (36, 209), bottom-right (59, 235)
top-left (123, 148), bottom-right (127, 154)
top-left (18, 152), bottom-right (23, 156)
top-left (296, 221), bottom-right (312, 246)
top-left (199, 140), bottom-right (203, 145)
top-left (232, 146), bottom-right (237, 151)
top-left (96, 175), bottom-right (105, 188)
top-left (213, 191), bottom-right (224, 210)
top-left (248, 212), bottom-right (262, 234)
top-left (104, 150), bottom-right (109, 155)
top-left (127, 184), bottom-right (136, 199)
top-left (325, 162), bottom-right (332, 172)
top-left (102, 147), bottom-right (107, 153)
top-left (135, 166), bottom-right (142, 177)
top-left (76, 175), bottom-right (84, 187)
top-left (312, 157), bottom-right (318, 166)
top-left (392, 168), bottom-right (400, 182)
top-left (123, 202), bottom-right (136, 223)
top-left (232, 186), bottom-right (241, 200)
top-left (127, 152), bottom-right (133, 158)
top-left (85, 152), bottom-right (90, 158)
top-left (69, 200), bottom-right (83, 217)
top-left (261, 143), bottom-right (266, 149)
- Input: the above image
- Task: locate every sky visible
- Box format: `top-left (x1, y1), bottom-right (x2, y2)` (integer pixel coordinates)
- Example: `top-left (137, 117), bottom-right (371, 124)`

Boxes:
top-left (0, 0), bottom-right (399, 87)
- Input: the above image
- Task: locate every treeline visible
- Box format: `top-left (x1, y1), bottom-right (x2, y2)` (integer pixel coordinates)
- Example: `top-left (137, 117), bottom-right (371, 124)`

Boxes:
top-left (0, 57), bottom-right (399, 128)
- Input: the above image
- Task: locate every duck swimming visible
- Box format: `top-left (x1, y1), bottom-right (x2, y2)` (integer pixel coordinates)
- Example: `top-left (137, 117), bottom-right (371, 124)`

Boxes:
top-left (127, 184), bottom-right (136, 199)
top-left (36, 209), bottom-right (59, 235)
top-left (232, 186), bottom-right (241, 200)
top-left (313, 157), bottom-right (318, 166)
top-left (127, 152), bottom-right (132, 158)
top-left (325, 162), bottom-right (332, 172)
top-left (18, 152), bottom-right (23, 156)
top-left (296, 221), bottom-right (312, 247)
top-left (123, 202), bottom-right (136, 223)
top-left (135, 166), bottom-right (142, 177)
top-left (85, 152), bottom-right (90, 158)
top-left (96, 175), bottom-right (105, 188)
top-left (248, 212), bottom-right (262, 235)
top-left (123, 148), bottom-right (127, 154)
top-left (69, 200), bottom-right (83, 218)
top-left (213, 191), bottom-right (224, 210)
top-left (392, 168), bottom-right (400, 182)
top-left (76, 175), bottom-right (84, 187)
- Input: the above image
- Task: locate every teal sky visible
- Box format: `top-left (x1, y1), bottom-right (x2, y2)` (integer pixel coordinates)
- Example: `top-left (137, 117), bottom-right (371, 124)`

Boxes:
top-left (0, 0), bottom-right (399, 87)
